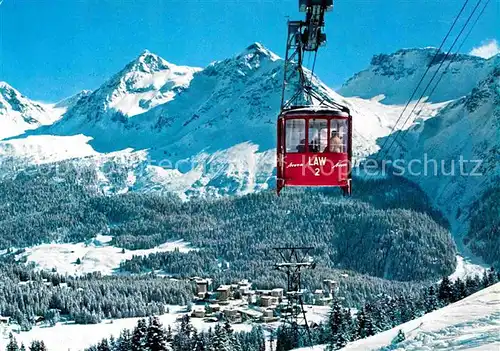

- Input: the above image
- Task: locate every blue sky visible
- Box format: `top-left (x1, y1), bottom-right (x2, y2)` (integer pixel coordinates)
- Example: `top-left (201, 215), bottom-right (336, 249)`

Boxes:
top-left (0, 0), bottom-right (498, 102)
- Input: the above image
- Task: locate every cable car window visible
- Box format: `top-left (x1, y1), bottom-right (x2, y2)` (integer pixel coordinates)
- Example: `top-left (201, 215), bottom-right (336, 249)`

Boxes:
top-left (285, 119), bottom-right (306, 153)
top-left (308, 119), bottom-right (328, 152)
top-left (328, 119), bottom-right (348, 153)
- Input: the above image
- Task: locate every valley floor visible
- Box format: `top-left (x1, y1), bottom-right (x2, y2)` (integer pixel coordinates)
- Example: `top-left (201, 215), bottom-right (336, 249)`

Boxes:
top-left (0, 305), bottom-right (331, 351)
top-left (0, 306), bottom-right (251, 351)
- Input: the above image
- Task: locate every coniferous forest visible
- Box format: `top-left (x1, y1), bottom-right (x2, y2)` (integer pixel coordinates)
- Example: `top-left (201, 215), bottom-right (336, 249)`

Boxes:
top-left (0, 163), bottom-right (456, 282)
top-left (0, 163), bottom-right (459, 324)
top-left (4, 268), bottom-right (498, 351)
top-left (1, 161), bottom-right (496, 350)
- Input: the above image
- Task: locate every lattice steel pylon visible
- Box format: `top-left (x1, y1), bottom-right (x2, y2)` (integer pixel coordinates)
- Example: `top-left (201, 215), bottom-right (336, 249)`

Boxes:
top-left (274, 247), bottom-right (316, 349)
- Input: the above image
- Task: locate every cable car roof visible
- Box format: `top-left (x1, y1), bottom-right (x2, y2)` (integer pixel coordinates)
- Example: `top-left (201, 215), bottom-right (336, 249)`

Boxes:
top-left (280, 106), bottom-right (349, 117)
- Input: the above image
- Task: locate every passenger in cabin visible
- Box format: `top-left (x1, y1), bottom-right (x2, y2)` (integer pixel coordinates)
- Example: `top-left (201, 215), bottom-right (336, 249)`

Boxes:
top-left (296, 138), bottom-right (306, 152)
top-left (327, 131), bottom-right (343, 153)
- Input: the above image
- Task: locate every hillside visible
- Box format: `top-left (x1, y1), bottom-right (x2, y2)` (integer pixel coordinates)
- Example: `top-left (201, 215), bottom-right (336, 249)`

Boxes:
top-left (1, 44), bottom-right (449, 199)
top-left (0, 161), bottom-right (455, 286)
top-left (340, 282), bottom-right (500, 351)
top-left (293, 282), bottom-right (500, 351)
top-left (378, 60), bottom-right (499, 267)
top-left (1, 44), bottom-right (496, 271)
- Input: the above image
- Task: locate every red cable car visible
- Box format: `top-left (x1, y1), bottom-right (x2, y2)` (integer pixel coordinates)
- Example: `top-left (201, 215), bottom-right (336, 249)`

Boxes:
top-left (277, 107), bottom-right (352, 195)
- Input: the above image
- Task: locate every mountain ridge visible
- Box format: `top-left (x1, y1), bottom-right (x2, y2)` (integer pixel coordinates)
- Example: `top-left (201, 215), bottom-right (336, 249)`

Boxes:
top-left (339, 48), bottom-right (498, 104)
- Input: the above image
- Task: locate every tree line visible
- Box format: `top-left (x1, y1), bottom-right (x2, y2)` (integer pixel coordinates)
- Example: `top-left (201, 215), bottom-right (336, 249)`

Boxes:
top-left (0, 258), bottom-right (192, 330)
top-left (275, 268), bottom-right (500, 350)
top-left (5, 268), bottom-right (498, 351)
top-left (0, 163), bottom-right (456, 283)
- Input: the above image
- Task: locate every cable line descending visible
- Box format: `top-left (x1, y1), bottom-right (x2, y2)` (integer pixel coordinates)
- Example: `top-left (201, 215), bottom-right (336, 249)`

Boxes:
top-left (374, 0), bottom-right (472, 162)
top-left (380, 0), bottom-right (485, 161)
top-left (394, 0), bottom-right (492, 153)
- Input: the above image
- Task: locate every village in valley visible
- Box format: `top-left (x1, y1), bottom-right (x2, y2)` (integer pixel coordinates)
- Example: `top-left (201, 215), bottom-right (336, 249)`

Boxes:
top-left (187, 277), bottom-right (340, 327)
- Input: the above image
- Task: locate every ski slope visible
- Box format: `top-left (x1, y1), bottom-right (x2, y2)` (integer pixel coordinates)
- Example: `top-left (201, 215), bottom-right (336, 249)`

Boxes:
top-left (294, 283), bottom-right (500, 351)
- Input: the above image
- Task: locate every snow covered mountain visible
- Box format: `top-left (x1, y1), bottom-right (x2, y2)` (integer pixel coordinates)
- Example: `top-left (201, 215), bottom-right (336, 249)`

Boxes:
top-left (0, 45), bottom-right (496, 205)
top-left (0, 43), bottom-right (420, 196)
top-left (378, 59), bottom-right (499, 265)
top-left (0, 82), bottom-right (65, 140)
top-left (339, 48), bottom-right (497, 104)
top-left (49, 50), bottom-right (201, 135)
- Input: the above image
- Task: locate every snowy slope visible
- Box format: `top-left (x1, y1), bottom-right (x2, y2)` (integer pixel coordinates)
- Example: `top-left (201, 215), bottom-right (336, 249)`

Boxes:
top-left (0, 82), bottom-right (65, 140)
top-left (17, 235), bottom-right (195, 276)
top-left (339, 48), bottom-right (496, 104)
top-left (342, 282), bottom-right (500, 351)
top-left (47, 50), bottom-right (201, 135)
top-left (293, 283), bottom-right (500, 351)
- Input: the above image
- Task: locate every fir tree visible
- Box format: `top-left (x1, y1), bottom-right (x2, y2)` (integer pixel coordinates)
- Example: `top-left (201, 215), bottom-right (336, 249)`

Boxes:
top-left (117, 329), bottom-right (132, 351)
top-left (487, 267), bottom-right (498, 286)
top-left (364, 305), bottom-right (376, 337)
top-left (213, 324), bottom-right (231, 351)
top-left (327, 299), bottom-right (350, 350)
top-left (356, 308), bottom-right (367, 339)
top-left (173, 315), bottom-right (194, 351)
top-left (391, 329), bottom-right (405, 344)
top-left (465, 275), bottom-right (480, 296)
top-left (425, 285), bottom-right (438, 313)
top-left (192, 331), bottom-right (206, 351)
top-left (146, 316), bottom-right (169, 351)
top-left (453, 277), bottom-right (467, 301)
top-left (356, 305), bottom-right (376, 339)
top-left (438, 276), bottom-right (453, 304)
top-left (97, 339), bottom-right (110, 351)
top-left (275, 326), bottom-right (295, 351)
top-left (6, 333), bottom-right (19, 351)
top-left (131, 319), bottom-right (148, 351)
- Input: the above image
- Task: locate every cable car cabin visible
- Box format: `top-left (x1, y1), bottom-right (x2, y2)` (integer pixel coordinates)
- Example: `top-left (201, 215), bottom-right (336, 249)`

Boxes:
top-left (277, 107), bottom-right (352, 195)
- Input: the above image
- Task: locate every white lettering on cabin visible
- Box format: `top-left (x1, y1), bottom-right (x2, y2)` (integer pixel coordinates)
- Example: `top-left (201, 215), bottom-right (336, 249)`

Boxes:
top-left (332, 161), bottom-right (347, 169)
top-left (286, 158), bottom-right (348, 170)
top-left (287, 162), bottom-right (304, 168)
top-left (308, 156), bottom-right (327, 166)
